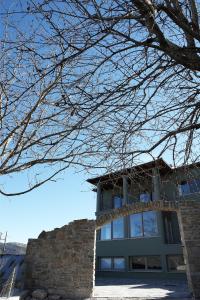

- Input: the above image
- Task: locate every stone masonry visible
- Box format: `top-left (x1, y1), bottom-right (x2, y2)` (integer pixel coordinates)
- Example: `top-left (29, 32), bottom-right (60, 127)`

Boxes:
top-left (24, 219), bottom-right (96, 299)
top-left (178, 202), bottom-right (200, 300)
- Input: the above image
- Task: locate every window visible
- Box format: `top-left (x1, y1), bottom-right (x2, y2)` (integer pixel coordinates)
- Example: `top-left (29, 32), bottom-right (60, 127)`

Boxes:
top-left (167, 255), bottom-right (186, 272)
top-left (143, 211), bottom-right (158, 237)
top-left (139, 192), bottom-right (151, 203)
top-left (113, 258), bottom-right (125, 270)
top-left (130, 213), bottom-right (143, 237)
top-left (130, 256), bottom-right (146, 270)
top-left (99, 217), bottom-right (124, 240)
top-left (163, 212), bottom-right (181, 244)
top-left (129, 256), bottom-right (162, 271)
top-left (99, 257), bottom-right (125, 271)
top-left (130, 211), bottom-right (158, 238)
top-left (113, 196), bottom-right (123, 208)
top-left (113, 217), bottom-right (124, 239)
top-left (100, 258), bottom-right (112, 270)
top-left (178, 179), bottom-right (200, 196)
top-left (147, 256), bottom-right (162, 270)
top-left (100, 223), bottom-right (111, 240)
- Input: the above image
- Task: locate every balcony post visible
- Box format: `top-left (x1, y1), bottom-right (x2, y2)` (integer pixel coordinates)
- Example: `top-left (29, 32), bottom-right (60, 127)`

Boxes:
top-left (123, 175), bottom-right (128, 205)
top-left (96, 182), bottom-right (101, 212)
top-left (152, 168), bottom-right (161, 201)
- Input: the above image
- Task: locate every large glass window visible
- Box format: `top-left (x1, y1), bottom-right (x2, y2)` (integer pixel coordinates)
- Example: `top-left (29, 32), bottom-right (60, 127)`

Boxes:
top-left (100, 223), bottom-right (111, 240)
top-left (113, 258), bottom-right (125, 270)
top-left (143, 211), bottom-right (158, 236)
top-left (130, 211), bottom-right (158, 238)
top-left (99, 217), bottom-right (124, 240)
top-left (113, 217), bottom-right (124, 239)
top-left (100, 258), bottom-right (112, 270)
top-left (178, 179), bottom-right (200, 196)
top-left (167, 255), bottom-right (186, 272)
top-left (129, 256), bottom-right (162, 271)
top-left (113, 196), bottom-right (123, 208)
top-left (130, 213), bottom-right (143, 237)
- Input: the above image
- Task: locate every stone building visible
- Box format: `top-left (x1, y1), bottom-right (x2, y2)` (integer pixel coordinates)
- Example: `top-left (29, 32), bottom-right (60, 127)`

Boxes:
top-left (88, 158), bottom-right (200, 280)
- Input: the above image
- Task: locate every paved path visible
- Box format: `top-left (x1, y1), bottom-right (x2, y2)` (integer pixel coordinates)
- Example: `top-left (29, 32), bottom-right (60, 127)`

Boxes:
top-left (94, 278), bottom-right (192, 299)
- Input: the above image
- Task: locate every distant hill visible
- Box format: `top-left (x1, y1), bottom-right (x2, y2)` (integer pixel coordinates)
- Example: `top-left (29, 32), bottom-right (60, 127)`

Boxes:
top-left (0, 242), bottom-right (26, 255)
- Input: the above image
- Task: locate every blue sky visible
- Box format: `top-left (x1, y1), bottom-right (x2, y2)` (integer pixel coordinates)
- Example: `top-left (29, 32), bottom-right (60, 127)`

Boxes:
top-left (0, 1), bottom-right (98, 245)
top-left (0, 170), bottom-right (96, 244)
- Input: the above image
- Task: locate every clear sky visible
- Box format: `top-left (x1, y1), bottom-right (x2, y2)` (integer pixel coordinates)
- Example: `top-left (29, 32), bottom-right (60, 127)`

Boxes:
top-left (0, 1), bottom-right (97, 245)
top-left (0, 169), bottom-right (96, 244)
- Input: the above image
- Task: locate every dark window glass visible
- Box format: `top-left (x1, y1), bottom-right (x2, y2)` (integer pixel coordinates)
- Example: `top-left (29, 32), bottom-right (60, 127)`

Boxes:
top-left (163, 212), bottom-right (181, 244)
top-left (130, 213), bottom-right (143, 237)
top-left (113, 217), bottom-right (124, 239)
top-left (130, 256), bottom-right (162, 271)
top-left (113, 258), bottom-right (125, 270)
top-left (113, 196), bottom-right (123, 208)
top-left (143, 211), bottom-right (158, 236)
top-left (163, 213), bottom-right (174, 244)
top-left (147, 256), bottom-right (162, 270)
top-left (100, 258), bottom-right (112, 270)
top-left (130, 256), bottom-right (146, 269)
top-left (167, 255), bottom-right (186, 272)
top-left (100, 223), bottom-right (111, 240)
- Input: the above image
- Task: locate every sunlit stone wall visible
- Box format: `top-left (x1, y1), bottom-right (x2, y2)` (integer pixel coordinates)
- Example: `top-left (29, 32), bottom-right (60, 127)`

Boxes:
top-left (24, 219), bottom-right (96, 299)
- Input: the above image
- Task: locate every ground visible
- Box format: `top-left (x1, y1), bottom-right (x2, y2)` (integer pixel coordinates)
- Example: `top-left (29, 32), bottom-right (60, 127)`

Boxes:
top-left (0, 278), bottom-right (192, 300)
top-left (94, 278), bottom-right (191, 299)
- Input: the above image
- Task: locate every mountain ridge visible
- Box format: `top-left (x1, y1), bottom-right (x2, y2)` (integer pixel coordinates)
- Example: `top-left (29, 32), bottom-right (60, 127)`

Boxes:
top-left (0, 242), bottom-right (26, 255)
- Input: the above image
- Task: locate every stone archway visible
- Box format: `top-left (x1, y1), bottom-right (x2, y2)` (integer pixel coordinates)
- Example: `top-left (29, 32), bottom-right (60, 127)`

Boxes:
top-left (24, 200), bottom-right (200, 300)
top-left (96, 200), bottom-right (200, 300)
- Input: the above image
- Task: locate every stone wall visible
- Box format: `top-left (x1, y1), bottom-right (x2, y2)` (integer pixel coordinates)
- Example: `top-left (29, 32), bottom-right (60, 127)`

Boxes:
top-left (24, 219), bottom-right (96, 299)
top-left (178, 201), bottom-right (200, 300)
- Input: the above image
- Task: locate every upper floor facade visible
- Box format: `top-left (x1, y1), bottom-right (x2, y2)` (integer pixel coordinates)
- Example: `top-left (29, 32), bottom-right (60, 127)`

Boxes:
top-left (88, 158), bottom-right (200, 216)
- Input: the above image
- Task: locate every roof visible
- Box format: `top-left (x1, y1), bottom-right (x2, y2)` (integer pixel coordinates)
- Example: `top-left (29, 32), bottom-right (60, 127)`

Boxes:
top-left (87, 158), bottom-right (171, 186)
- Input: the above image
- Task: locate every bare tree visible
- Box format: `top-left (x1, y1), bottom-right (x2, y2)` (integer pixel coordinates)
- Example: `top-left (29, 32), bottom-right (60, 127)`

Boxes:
top-left (0, 0), bottom-right (200, 195)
